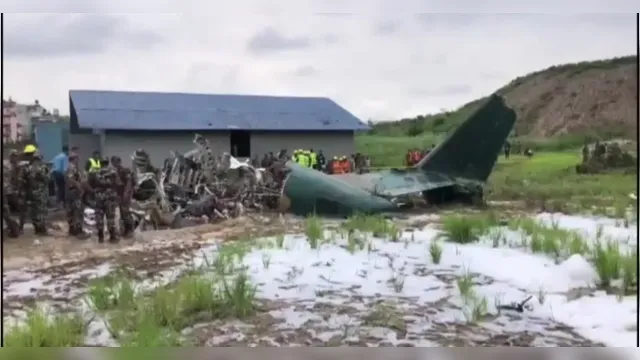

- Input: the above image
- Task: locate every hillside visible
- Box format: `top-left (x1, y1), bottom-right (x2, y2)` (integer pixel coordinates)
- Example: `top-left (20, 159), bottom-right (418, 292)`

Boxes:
top-left (370, 56), bottom-right (638, 141)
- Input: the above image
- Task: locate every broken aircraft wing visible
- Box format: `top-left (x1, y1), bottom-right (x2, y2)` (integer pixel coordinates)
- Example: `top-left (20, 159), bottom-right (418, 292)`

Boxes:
top-left (372, 169), bottom-right (458, 197)
top-left (333, 169), bottom-right (456, 197)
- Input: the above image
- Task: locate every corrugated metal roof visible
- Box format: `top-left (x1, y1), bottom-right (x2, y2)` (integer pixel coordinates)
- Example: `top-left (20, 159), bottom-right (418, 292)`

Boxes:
top-left (69, 90), bottom-right (369, 131)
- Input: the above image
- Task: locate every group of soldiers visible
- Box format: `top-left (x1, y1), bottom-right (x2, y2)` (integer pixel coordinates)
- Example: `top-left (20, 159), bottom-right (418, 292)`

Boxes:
top-left (3, 145), bottom-right (49, 238)
top-left (2, 145), bottom-right (137, 243)
top-left (578, 141), bottom-right (636, 174)
top-left (252, 150), bottom-right (290, 169)
top-left (2, 144), bottom-right (378, 243)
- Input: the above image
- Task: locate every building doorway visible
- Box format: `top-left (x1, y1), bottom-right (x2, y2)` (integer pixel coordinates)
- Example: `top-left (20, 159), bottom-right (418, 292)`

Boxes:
top-left (230, 130), bottom-right (251, 158)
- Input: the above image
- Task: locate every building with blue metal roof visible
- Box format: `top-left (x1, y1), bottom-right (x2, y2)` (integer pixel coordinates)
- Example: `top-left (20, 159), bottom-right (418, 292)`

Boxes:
top-left (68, 90), bottom-right (368, 166)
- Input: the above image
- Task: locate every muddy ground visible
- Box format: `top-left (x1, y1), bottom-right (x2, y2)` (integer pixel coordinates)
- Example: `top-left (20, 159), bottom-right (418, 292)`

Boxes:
top-left (2, 214), bottom-right (298, 271)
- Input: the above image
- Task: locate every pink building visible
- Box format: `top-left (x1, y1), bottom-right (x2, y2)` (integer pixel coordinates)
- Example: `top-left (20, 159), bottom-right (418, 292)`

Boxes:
top-left (2, 99), bottom-right (46, 144)
top-left (2, 99), bottom-right (23, 144)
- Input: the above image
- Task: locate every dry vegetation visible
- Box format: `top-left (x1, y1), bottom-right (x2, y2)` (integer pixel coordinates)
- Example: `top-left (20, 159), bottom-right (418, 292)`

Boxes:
top-left (502, 56), bottom-right (637, 139)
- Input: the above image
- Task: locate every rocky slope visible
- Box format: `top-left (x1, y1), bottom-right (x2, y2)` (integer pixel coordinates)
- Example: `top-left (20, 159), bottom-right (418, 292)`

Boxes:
top-left (371, 56), bottom-right (638, 140)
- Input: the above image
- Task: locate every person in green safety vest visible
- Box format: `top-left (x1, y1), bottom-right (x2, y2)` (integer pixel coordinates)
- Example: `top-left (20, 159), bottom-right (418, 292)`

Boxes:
top-left (295, 149), bottom-right (304, 166)
top-left (85, 150), bottom-right (102, 173)
top-left (298, 150), bottom-right (307, 167)
top-left (309, 149), bottom-right (318, 170)
top-left (305, 150), bottom-right (312, 168)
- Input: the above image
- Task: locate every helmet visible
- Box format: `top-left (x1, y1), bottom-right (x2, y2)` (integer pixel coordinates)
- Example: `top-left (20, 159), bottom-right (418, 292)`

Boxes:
top-left (23, 144), bottom-right (37, 154)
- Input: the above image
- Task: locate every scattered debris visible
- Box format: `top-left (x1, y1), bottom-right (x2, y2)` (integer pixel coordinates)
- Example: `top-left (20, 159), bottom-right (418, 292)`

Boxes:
top-left (83, 134), bottom-right (290, 233)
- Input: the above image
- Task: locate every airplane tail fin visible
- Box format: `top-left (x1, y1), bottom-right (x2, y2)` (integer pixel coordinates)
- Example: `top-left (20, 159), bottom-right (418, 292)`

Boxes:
top-left (417, 94), bottom-right (516, 183)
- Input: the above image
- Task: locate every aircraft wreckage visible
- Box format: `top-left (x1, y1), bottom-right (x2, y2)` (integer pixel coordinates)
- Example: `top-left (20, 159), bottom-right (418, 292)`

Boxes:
top-left (85, 94), bottom-right (516, 230)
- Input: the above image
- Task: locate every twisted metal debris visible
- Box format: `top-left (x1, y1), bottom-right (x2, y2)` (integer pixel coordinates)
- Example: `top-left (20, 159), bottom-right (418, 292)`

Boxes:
top-left (101, 134), bottom-right (289, 232)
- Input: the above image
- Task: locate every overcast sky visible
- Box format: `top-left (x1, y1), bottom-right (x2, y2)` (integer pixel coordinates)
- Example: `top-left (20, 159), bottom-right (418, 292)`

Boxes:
top-left (2, 5), bottom-right (638, 121)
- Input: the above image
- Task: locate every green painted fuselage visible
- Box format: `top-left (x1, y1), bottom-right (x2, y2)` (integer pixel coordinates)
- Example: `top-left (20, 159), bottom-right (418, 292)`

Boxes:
top-left (281, 94), bottom-right (517, 217)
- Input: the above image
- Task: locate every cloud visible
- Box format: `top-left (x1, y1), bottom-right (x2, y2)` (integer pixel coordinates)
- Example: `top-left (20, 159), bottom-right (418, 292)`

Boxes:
top-left (322, 33), bottom-right (341, 44)
top-left (374, 21), bottom-right (400, 35)
top-left (414, 13), bottom-right (486, 31)
top-left (4, 14), bottom-right (162, 58)
top-left (315, 13), bottom-right (353, 18)
top-left (293, 66), bottom-right (318, 77)
top-left (2, 11), bottom-right (637, 122)
top-left (184, 63), bottom-right (241, 92)
top-left (247, 27), bottom-right (312, 55)
top-left (409, 84), bottom-right (473, 97)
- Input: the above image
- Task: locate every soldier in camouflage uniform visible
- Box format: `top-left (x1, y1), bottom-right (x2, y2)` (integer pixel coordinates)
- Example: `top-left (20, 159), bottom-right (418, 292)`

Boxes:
top-left (65, 153), bottom-right (89, 238)
top-left (3, 163), bottom-right (19, 239)
top-left (7, 151), bottom-right (24, 226)
top-left (90, 163), bottom-right (121, 243)
top-left (111, 156), bottom-right (136, 237)
top-left (22, 150), bottom-right (50, 235)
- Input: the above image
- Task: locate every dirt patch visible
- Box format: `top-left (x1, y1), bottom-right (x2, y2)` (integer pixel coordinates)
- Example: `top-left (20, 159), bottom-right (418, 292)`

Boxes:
top-left (2, 214), bottom-right (306, 320)
top-left (2, 214), bottom-right (300, 272)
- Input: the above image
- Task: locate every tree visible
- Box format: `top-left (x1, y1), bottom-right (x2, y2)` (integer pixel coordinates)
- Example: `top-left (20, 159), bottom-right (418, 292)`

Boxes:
top-left (405, 122), bottom-right (423, 137)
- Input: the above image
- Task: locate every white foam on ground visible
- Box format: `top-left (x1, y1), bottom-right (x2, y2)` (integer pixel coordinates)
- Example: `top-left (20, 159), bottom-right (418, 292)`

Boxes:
top-left (2, 212), bottom-right (637, 347)
top-left (207, 212), bottom-right (637, 347)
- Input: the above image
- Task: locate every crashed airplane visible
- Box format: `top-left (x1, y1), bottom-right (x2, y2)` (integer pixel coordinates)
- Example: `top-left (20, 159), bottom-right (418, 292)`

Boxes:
top-left (279, 94), bottom-right (517, 216)
top-left (84, 94), bottom-right (515, 230)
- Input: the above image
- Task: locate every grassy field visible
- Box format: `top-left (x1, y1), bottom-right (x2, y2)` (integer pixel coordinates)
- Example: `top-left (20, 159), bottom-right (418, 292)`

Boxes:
top-left (485, 152), bottom-right (635, 211)
top-left (357, 134), bottom-right (443, 167)
top-left (356, 135), bottom-right (637, 213)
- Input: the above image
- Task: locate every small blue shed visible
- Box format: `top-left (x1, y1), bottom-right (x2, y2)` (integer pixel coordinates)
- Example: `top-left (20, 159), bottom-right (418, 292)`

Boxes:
top-left (34, 122), bottom-right (69, 163)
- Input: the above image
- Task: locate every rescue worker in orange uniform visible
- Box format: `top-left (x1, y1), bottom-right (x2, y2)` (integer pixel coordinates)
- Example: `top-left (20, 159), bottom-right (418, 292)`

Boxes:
top-left (412, 149), bottom-right (422, 165)
top-left (407, 148), bottom-right (421, 166)
top-left (336, 156), bottom-right (343, 173)
top-left (330, 156), bottom-right (340, 174)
